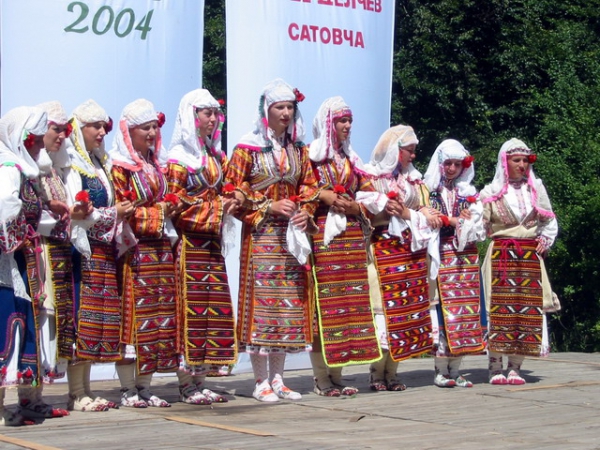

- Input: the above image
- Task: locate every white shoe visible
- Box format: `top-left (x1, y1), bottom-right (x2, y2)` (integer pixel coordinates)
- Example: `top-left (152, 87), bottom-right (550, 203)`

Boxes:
top-left (272, 375), bottom-right (302, 400)
top-left (252, 380), bottom-right (279, 403)
top-left (434, 373), bottom-right (456, 388)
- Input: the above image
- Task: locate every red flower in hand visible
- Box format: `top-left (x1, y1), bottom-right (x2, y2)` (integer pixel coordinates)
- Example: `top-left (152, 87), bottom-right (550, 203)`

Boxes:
top-left (462, 155), bottom-right (475, 168)
top-left (64, 121), bottom-right (73, 138)
top-left (222, 183), bottom-right (235, 194)
top-left (333, 184), bottom-right (346, 195)
top-left (289, 195), bottom-right (301, 203)
top-left (217, 99), bottom-right (226, 107)
top-left (164, 193), bottom-right (178, 205)
top-left (23, 133), bottom-right (36, 150)
top-left (528, 154), bottom-right (537, 164)
top-left (387, 191), bottom-right (399, 200)
top-left (466, 195), bottom-right (477, 203)
top-left (157, 112), bottom-right (166, 128)
top-left (293, 88), bottom-right (305, 103)
top-left (105, 117), bottom-right (113, 133)
top-left (123, 190), bottom-right (136, 202)
top-left (440, 215), bottom-right (451, 227)
top-left (75, 190), bottom-right (90, 203)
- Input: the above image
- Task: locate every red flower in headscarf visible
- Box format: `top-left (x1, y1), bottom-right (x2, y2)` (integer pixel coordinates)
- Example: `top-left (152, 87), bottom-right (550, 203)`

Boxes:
top-left (333, 184), bottom-right (346, 195)
top-left (289, 195), bottom-right (301, 203)
top-left (164, 193), bottom-right (178, 205)
top-left (293, 88), bottom-right (305, 103)
top-left (157, 112), bottom-right (166, 128)
top-left (64, 121), bottom-right (73, 138)
top-left (387, 191), bottom-right (399, 200)
top-left (462, 155), bottom-right (475, 168)
top-left (75, 190), bottom-right (90, 203)
top-left (23, 133), bottom-right (36, 150)
top-left (217, 99), bottom-right (226, 107)
top-left (105, 117), bottom-right (113, 133)
top-left (466, 195), bottom-right (477, 203)
top-left (440, 215), bottom-right (451, 227)
top-left (528, 154), bottom-right (537, 164)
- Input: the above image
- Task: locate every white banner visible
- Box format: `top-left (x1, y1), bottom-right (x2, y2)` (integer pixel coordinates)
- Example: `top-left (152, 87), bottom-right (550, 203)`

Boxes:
top-left (225, 0), bottom-right (395, 163)
top-left (0, 0), bottom-right (205, 142)
top-left (225, 0), bottom-right (395, 373)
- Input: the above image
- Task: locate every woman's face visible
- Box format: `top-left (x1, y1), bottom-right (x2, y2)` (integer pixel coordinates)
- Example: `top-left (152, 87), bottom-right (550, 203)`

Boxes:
top-left (196, 107), bottom-right (218, 140)
top-left (130, 120), bottom-right (158, 153)
top-left (81, 121), bottom-right (108, 152)
top-left (268, 101), bottom-right (295, 135)
top-left (334, 116), bottom-right (352, 144)
top-left (398, 143), bottom-right (417, 168)
top-left (43, 123), bottom-right (68, 153)
top-left (442, 159), bottom-right (463, 180)
top-left (507, 154), bottom-right (529, 180)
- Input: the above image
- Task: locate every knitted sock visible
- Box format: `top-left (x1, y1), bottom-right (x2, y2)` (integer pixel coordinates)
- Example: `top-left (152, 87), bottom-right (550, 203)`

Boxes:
top-left (507, 355), bottom-right (525, 374)
top-left (115, 363), bottom-right (136, 391)
top-left (488, 351), bottom-right (504, 377)
top-left (434, 356), bottom-right (450, 376)
top-left (370, 351), bottom-right (387, 383)
top-left (192, 374), bottom-right (207, 389)
top-left (177, 370), bottom-right (194, 387)
top-left (268, 352), bottom-right (286, 382)
top-left (328, 366), bottom-right (344, 386)
top-left (448, 357), bottom-right (463, 379)
top-left (135, 373), bottom-right (153, 391)
top-left (310, 351), bottom-right (334, 389)
top-left (384, 352), bottom-right (400, 383)
top-left (67, 363), bottom-right (87, 399)
top-left (250, 353), bottom-right (269, 384)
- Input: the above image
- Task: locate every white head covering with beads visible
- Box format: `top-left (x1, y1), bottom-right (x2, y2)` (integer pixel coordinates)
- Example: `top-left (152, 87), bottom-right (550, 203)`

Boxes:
top-left (237, 78), bottom-right (305, 150)
top-left (167, 89), bottom-right (224, 171)
top-left (0, 106), bottom-right (47, 179)
top-left (37, 101), bottom-right (71, 174)
top-left (423, 139), bottom-right (476, 197)
top-left (110, 98), bottom-right (165, 172)
top-left (67, 99), bottom-right (111, 178)
top-left (482, 138), bottom-right (554, 218)
top-left (365, 124), bottom-right (421, 179)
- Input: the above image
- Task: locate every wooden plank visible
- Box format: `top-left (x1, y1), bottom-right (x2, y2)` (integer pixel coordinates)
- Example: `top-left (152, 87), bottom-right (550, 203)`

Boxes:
top-left (0, 434), bottom-right (63, 450)
top-left (163, 416), bottom-right (275, 436)
top-left (507, 380), bottom-right (600, 392)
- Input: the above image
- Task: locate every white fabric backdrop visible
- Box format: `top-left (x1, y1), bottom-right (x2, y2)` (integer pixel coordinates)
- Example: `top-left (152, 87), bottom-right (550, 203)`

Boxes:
top-left (0, 0), bottom-right (205, 144)
top-left (1, 0), bottom-right (205, 382)
top-left (225, 0), bottom-right (396, 373)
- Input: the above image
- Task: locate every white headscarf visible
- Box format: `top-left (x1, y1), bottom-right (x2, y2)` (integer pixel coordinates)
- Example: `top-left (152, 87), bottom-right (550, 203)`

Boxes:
top-left (68, 99), bottom-right (111, 178)
top-left (110, 98), bottom-right (165, 172)
top-left (37, 101), bottom-right (72, 174)
top-left (237, 78), bottom-right (305, 150)
top-left (0, 106), bottom-right (47, 179)
top-left (423, 139), bottom-right (476, 197)
top-left (167, 89), bottom-right (224, 171)
top-left (364, 124), bottom-right (421, 179)
top-left (309, 96), bottom-right (365, 170)
top-left (482, 138), bottom-right (554, 218)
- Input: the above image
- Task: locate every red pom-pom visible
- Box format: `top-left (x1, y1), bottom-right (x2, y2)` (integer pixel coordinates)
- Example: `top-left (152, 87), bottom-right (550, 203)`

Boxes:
top-left (105, 117), bottom-right (113, 133)
top-left (333, 184), bottom-right (346, 195)
top-left (528, 154), bottom-right (537, 164)
top-left (440, 215), bottom-right (451, 227)
top-left (24, 367), bottom-right (33, 378)
top-left (222, 183), bottom-right (235, 193)
top-left (462, 155), bottom-right (475, 168)
top-left (23, 133), bottom-right (36, 150)
top-left (157, 112), bottom-right (166, 128)
top-left (75, 190), bottom-right (90, 203)
top-left (217, 99), bottom-right (226, 106)
top-left (164, 193), bottom-right (178, 205)
top-left (387, 191), bottom-right (398, 200)
top-left (466, 195), bottom-right (477, 203)
top-left (289, 195), bottom-right (301, 203)
top-left (293, 88), bottom-right (305, 103)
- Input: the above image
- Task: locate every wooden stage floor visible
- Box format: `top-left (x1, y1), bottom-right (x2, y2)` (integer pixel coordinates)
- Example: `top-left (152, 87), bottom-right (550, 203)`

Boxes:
top-left (1, 352), bottom-right (599, 450)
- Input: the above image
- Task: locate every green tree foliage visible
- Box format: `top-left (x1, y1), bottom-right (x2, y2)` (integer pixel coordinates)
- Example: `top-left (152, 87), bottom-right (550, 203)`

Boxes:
top-left (204, 0), bottom-right (600, 350)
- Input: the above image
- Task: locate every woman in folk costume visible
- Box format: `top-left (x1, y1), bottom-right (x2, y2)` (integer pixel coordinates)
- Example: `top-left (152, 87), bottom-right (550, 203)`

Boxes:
top-left (15, 102), bottom-right (74, 420)
top-left (423, 139), bottom-right (486, 388)
top-left (166, 89), bottom-right (238, 405)
top-left (480, 138), bottom-right (558, 385)
top-left (308, 96), bottom-right (380, 397)
top-left (225, 79), bottom-right (320, 402)
top-left (110, 99), bottom-right (178, 407)
top-left (362, 125), bottom-right (436, 391)
top-left (63, 99), bottom-right (133, 412)
top-left (0, 107), bottom-right (47, 426)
